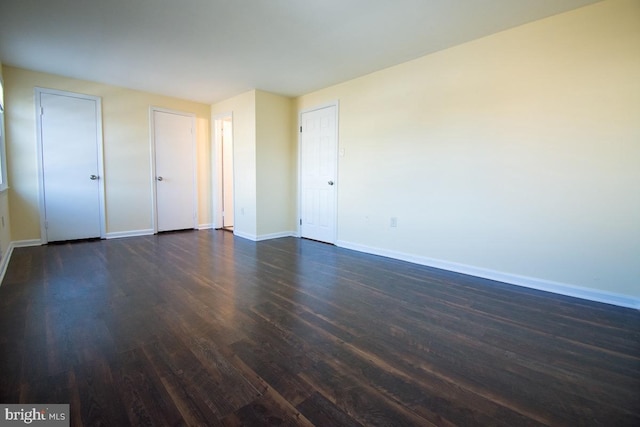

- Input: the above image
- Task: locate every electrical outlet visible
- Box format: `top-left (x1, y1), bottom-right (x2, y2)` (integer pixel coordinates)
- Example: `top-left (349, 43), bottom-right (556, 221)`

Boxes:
top-left (390, 217), bottom-right (398, 228)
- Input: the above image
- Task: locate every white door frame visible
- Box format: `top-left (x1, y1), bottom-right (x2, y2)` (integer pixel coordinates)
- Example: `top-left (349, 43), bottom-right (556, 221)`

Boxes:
top-left (212, 112), bottom-right (234, 230)
top-left (35, 87), bottom-right (106, 244)
top-left (149, 106), bottom-right (198, 233)
top-left (297, 101), bottom-right (339, 242)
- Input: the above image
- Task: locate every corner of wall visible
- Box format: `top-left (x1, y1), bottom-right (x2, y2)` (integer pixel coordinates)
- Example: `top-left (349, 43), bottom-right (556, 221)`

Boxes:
top-left (255, 91), bottom-right (296, 236)
top-left (0, 63), bottom-right (14, 268)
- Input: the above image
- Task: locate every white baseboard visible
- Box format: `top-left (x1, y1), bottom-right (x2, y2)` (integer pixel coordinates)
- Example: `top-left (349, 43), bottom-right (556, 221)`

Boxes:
top-left (232, 230), bottom-right (257, 241)
top-left (233, 230), bottom-right (296, 242)
top-left (256, 231), bottom-right (297, 241)
top-left (105, 229), bottom-right (154, 239)
top-left (232, 230), bottom-right (297, 242)
top-left (3, 232), bottom-right (635, 310)
top-left (198, 223), bottom-right (213, 230)
top-left (0, 239), bottom-right (42, 286)
top-left (336, 240), bottom-right (639, 310)
top-left (0, 243), bottom-right (14, 286)
top-left (12, 239), bottom-right (43, 247)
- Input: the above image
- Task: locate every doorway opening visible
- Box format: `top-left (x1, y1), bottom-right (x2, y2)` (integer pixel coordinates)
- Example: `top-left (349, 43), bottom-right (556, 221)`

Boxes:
top-left (214, 114), bottom-right (234, 232)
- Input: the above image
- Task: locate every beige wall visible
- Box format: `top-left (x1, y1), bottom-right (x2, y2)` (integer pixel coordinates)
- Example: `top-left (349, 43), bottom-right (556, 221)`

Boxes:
top-left (211, 90), bottom-right (257, 238)
top-left (2, 66), bottom-right (211, 241)
top-left (0, 62), bottom-right (12, 264)
top-left (296, 0), bottom-right (640, 299)
top-left (255, 90), bottom-right (295, 236)
top-left (2, 0), bottom-right (637, 304)
top-left (211, 89), bottom-right (296, 239)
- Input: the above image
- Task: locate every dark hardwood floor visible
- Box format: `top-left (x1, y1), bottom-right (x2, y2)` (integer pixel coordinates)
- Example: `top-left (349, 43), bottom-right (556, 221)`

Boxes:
top-left (0, 230), bottom-right (638, 426)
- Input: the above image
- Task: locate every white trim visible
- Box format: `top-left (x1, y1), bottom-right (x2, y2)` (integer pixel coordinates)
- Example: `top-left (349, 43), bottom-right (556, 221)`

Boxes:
top-left (336, 239), bottom-right (640, 310)
top-left (105, 229), bottom-right (154, 239)
top-left (198, 223), bottom-right (214, 230)
top-left (212, 112), bottom-right (235, 230)
top-left (35, 87), bottom-right (106, 244)
top-left (300, 100), bottom-right (341, 115)
top-left (225, 230), bottom-right (297, 242)
top-left (0, 77), bottom-right (8, 192)
top-left (150, 107), bottom-right (198, 233)
top-left (0, 240), bottom-right (43, 286)
top-left (12, 239), bottom-right (43, 247)
top-left (255, 231), bottom-right (297, 241)
top-left (211, 113), bottom-right (221, 230)
top-left (233, 230), bottom-right (257, 241)
top-left (0, 245), bottom-right (12, 285)
top-left (297, 100), bottom-right (340, 244)
top-left (148, 108), bottom-right (157, 233)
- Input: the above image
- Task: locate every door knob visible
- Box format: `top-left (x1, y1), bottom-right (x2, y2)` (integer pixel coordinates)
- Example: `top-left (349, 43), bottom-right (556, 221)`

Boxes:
top-left (328, 180), bottom-right (334, 186)
top-left (157, 176), bottom-right (163, 181)
top-left (90, 175), bottom-right (98, 180)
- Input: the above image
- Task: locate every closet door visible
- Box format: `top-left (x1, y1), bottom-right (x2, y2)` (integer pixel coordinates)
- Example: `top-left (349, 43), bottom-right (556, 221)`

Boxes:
top-left (152, 109), bottom-right (196, 232)
top-left (37, 89), bottom-right (104, 242)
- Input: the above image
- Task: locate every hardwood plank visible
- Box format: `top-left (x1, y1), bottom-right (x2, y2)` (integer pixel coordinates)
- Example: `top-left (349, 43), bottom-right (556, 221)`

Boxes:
top-left (0, 230), bottom-right (638, 426)
top-left (221, 388), bottom-right (314, 427)
top-left (153, 304), bottom-right (261, 410)
top-left (73, 357), bottom-right (131, 427)
top-left (253, 298), bottom-right (540, 426)
top-left (112, 348), bottom-right (184, 426)
top-left (296, 392), bottom-right (365, 427)
top-left (230, 338), bottom-right (315, 407)
top-left (142, 340), bottom-right (223, 426)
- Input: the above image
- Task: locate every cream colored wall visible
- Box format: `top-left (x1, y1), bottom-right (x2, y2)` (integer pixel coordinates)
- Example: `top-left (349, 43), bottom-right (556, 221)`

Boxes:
top-left (0, 62), bottom-right (12, 262)
top-left (211, 90), bottom-right (295, 239)
top-left (2, 66), bottom-right (211, 241)
top-left (255, 90), bottom-right (295, 236)
top-left (0, 191), bottom-right (10, 257)
top-left (211, 90), bottom-right (257, 237)
top-left (296, 0), bottom-right (640, 299)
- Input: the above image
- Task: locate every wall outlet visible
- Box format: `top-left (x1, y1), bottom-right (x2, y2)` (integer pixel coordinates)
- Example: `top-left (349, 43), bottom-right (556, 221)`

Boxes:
top-left (390, 217), bottom-right (398, 228)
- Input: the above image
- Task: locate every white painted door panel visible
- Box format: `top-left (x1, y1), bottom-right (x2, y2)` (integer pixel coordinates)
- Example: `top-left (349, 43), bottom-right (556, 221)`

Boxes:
top-left (153, 110), bottom-right (196, 232)
top-left (300, 106), bottom-right (337, 243)
top-left (40, 92), bottom-right (102, 242)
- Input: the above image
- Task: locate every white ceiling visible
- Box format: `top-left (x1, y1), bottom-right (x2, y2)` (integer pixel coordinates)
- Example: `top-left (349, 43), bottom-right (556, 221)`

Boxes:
top-left (0, 0), bottom-right (600, 104)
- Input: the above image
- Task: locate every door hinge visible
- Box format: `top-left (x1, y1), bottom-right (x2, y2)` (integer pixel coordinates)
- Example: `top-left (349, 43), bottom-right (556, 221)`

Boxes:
top-left (40, 107), bottom-right (44, 116)
top-left (44, 221), bottom-right (48, 229)
top-left (299, 218), bottom-right (302, 226)
top-left (300, 126), bottom-right (302, 133)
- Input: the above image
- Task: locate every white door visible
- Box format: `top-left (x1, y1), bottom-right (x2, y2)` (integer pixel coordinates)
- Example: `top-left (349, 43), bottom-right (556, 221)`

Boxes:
top-left (222, 118), bottom-right (234, 228)
top-left (300, 105), bottom-right (338, 243)
top-left (153, 109), bottom-right (196, 232)
top-left (37, 90), bottom-right (104, 242)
